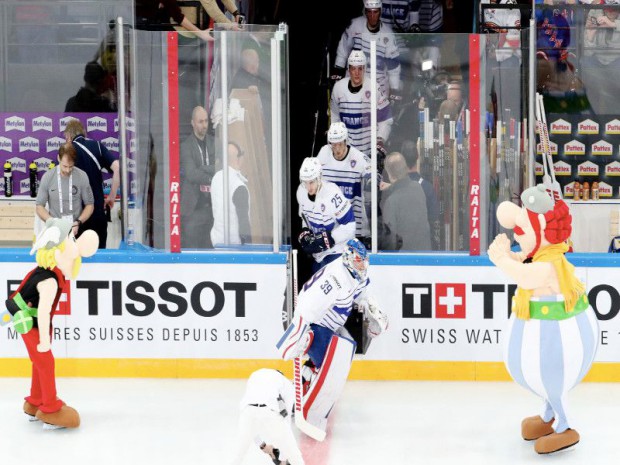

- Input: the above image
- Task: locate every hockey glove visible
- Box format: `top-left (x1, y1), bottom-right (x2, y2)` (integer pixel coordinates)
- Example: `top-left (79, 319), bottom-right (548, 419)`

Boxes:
top-left (364, 297), bottom-right (389, 338)
top-left (300, 231), bottom-right (335, 255)
top-left (298, 227), bottom-right (313, 248)
top-left (330, 66), bottom-right (346, 82)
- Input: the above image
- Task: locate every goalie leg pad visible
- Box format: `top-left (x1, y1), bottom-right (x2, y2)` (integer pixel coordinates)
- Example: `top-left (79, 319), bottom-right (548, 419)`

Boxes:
top-left (302, 333), bottom-right (356, 433)
top-left (276, 315), bottom-right (311, 360)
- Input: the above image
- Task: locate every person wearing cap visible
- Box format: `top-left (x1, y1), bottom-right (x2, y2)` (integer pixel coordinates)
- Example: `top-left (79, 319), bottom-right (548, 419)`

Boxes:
top-left (2, 218), bottom-right (98, 429)
top-left (65, 61), bottom-right (115, 113)
top-left (488, 185), bottom-right (599, 454)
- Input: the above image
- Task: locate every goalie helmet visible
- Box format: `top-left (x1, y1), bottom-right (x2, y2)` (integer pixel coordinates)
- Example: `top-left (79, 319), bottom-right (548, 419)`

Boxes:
top-left (348, 50), bottom-right (367, 68)
top-left (328, 122), bottom-right (348, 144)
top-left (342, 238), bottom-right (369, 282)
top-left (299, 157), bottom-right (322, 182)
top-left (364, 0), bottom-right (382, 9)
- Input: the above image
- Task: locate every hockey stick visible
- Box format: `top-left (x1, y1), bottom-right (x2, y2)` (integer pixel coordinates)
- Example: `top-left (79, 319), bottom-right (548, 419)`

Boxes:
top-left (536, 92), bottom-right (562, 201)
top-left (291, 250), bottom-right (326, 442)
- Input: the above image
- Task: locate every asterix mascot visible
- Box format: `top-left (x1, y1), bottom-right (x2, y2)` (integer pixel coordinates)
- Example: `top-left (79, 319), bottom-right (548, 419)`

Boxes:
top-left (488, 185), bottom-right (599, 454)
top-left (3, 218), bottom-right (98, 429)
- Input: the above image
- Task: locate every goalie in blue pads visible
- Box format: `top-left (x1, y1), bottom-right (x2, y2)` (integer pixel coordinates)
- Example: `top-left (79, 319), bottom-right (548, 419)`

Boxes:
top-left (276, 239), bottom-right (388, 439)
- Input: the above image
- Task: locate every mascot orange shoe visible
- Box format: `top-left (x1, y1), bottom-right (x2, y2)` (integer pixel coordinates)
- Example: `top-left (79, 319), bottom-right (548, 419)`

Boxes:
top-left (488, 185), bottom-right (599, 454)
top-left (3, 218), bottom-right (98, 430)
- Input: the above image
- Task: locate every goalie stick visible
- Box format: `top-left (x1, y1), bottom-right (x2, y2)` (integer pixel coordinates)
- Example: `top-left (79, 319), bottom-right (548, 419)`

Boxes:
top-left (292, 249), bottom-right (326, 441)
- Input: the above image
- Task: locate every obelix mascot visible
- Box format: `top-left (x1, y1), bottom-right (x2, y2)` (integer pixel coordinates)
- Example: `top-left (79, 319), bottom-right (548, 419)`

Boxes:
top-left (1, 218), bottom-right (98, 429)
top-left (488, 185), bottom-right (599, 454)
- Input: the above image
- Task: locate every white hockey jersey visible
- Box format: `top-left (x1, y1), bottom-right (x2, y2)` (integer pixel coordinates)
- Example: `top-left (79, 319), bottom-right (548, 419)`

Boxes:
top-left (296, 180), bottom-right (356, 263)
top-left (381, 0), bottom-right (419, 32)
top-left (296, 257), bottom-right (370, 332)
top-left (330, 77), bottom-right (393, 158)
top-left (334, 16), bottom-right (401, 93)
top-left (316, 144), bottom-right (371, 237)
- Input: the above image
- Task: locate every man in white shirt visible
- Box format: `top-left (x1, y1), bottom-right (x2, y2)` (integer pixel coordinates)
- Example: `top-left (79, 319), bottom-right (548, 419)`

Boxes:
top-left (230, 368), bottom-right (304, 465)
top-left (211, 141), bottom-right (251, 246)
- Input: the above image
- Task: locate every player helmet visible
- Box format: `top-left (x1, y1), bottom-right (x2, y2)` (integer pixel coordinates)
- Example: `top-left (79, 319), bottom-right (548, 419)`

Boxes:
top-left (328, 122), bottom-right (348, 144)
top-left (342, 238), bottom-right (369, 282)
top-left (364, 0), bottom-right (382, 9)
top-left (348, 50), bottom-right (367, 68)
top-left (299, 157), bottom-right (322, 182)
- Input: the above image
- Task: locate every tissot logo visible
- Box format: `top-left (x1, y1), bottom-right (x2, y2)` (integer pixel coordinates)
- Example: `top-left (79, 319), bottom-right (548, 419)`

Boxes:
top-left (402, 283), bottom-right (466, 319)
top-left (435, 283), bottom-right (466, 318)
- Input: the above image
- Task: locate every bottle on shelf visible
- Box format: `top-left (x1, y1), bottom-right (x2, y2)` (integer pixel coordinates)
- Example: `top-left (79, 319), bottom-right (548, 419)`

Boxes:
top-left (592, 181), bottom-right (599, 201)
top-left (3, 161), bottom-right (12, 198)
top-left (573, 181), bottom-right (581, 201)
top-left (583, 181), bottom-right (590, 201)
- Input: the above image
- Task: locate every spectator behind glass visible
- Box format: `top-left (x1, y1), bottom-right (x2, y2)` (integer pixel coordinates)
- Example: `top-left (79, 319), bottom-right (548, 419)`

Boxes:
top-left (400, 139), bottom-right (440, 250)
top-left (134, 0), bottom-right (213, 41)
top-left (379, 152), bottom-right (431, 251)
top-left (64, 120), bottom-right (120, 249)
top-left (210, 142), bottom-right (251, 246)
top-left (230, 47), bottom-right (272, 133)
top-left (200, 0), bottom-right (244, 24)
top-left (65, 62), bottom-right (115, 113)
top-left (36, 144), bottom-right (94, 239)
top-left (180, 106), bottom-right (216, 249)
top-left (583, 4), bottom-right (620, 67)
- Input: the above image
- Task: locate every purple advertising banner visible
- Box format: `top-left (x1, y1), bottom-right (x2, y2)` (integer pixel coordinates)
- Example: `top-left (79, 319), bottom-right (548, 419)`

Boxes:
top-left (0, 112), bottom-right (119, 198)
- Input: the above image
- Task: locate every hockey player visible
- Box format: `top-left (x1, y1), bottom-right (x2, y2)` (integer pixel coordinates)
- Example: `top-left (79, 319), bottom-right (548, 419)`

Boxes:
top-left (230, 368), bottom-right (304, 465)
top-left (276, 239), bottom-right (389, 439)
top-left (333, 0), bottom-right (401, 98)
top-left (331, 50), bottom-right (393, 160)
top-left (316, 122), bottom-right (372, 239)
top-left (296, 157), bottom-right (356, 272)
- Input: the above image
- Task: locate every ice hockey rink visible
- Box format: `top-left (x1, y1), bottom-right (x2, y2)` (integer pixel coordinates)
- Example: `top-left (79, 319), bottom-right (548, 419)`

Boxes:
top-left (1, 377), bottom-right (619, 465)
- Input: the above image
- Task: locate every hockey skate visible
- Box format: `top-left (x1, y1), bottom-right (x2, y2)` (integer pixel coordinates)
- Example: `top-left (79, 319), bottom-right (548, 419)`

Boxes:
top-left (23, 400), bottom-right (39, 421)
top-left (36, 405), bottom-right (80, 430)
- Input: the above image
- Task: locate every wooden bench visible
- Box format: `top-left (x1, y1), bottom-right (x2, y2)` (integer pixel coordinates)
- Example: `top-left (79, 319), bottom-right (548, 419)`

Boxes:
top-left (0, 201), bottom-right (35, 247)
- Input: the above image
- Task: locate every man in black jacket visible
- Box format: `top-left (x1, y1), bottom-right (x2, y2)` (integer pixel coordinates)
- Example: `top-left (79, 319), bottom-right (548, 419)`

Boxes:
top-left (180, 106), bottom-right (216, 248)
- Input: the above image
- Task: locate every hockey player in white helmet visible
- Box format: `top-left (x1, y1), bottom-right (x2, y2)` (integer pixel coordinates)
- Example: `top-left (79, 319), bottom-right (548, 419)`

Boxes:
top-left (333, 0), bottom-right (401, 97)
top-left (276, 239), bottom-right (389, 440)
top-left (331, 50), bottom-right (393, 159)
top-left (296, 157), bottom-right (356, 272)
top-left (316, 122), bottom-right (372, 239)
